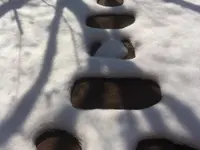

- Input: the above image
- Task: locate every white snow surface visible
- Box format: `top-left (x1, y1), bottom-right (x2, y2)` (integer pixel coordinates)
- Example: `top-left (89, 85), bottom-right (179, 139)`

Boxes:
top-left (0, 0), bottom-right (200, 149)
top-left (95, 39), bottom-right (128, 58)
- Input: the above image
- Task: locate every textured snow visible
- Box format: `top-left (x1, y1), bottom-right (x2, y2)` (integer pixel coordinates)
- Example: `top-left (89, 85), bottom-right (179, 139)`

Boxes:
top-left (0, 0), bottom-right (200, 150)
top-left (95, 39), bottom-right (128, 58)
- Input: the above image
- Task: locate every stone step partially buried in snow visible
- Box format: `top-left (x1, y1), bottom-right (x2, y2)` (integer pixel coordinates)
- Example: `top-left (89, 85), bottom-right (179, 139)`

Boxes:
top-left (97, 0), bottom-right (124, 6)
top-left (94, 39), bottom-right (128, 58)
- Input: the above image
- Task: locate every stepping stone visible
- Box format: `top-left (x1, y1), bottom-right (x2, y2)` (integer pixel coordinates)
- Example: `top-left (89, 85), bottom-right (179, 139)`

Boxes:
top-left (136, 139), bottom-right (196, 150)
top-left (86, 14), bottom-right (135, 29)
top-left (94, 39), bottom-right (128, 58)
top-left (71, 78), bottom-right (161, 110)
top-left (97, 0), bottom-right (124, 6)
top-left (35, 129), bottom-right (81, 150)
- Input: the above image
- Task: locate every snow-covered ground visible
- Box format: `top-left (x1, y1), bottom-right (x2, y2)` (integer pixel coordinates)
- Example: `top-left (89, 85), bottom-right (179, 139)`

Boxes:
top-left (0, 0), bottom-right (200, 149)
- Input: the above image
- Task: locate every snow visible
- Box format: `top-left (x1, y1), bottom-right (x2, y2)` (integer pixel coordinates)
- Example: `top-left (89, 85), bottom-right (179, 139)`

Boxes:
top-left (95, 39), bottom-right (128, 58)
top-left (0, 0), bottom-right (200, 149)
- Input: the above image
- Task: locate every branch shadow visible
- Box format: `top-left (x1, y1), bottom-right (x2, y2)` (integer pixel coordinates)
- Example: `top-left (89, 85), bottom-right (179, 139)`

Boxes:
top-left (163, 95), bottom-right (200, 138)
top-left (134, 94), bottom-right (200, 149)
top-left (0, 0), bottom-right (63, 145)
top-left (0, 0), bottom-right (29, 18)
top-left (163, 0), bottom-right (200, 13)
top-left (13, 8), bottom-right (23, 34)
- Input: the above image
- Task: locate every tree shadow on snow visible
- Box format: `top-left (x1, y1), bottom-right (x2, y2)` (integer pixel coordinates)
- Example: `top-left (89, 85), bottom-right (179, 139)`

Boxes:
top-left (0, 0), bottom-right (30, 18)
top-left (0, 0), bottom-right (63, 145)
top-left (0, 0), bottom-right (200, 149)
top-left (118, 93), bottom-right (200, 149)
top-left (57, 0), bottom-right (200, 149)
top-left (164, 0), bottom-right (200, 13)
top-left (60, 0), bottom-right (200, 147)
